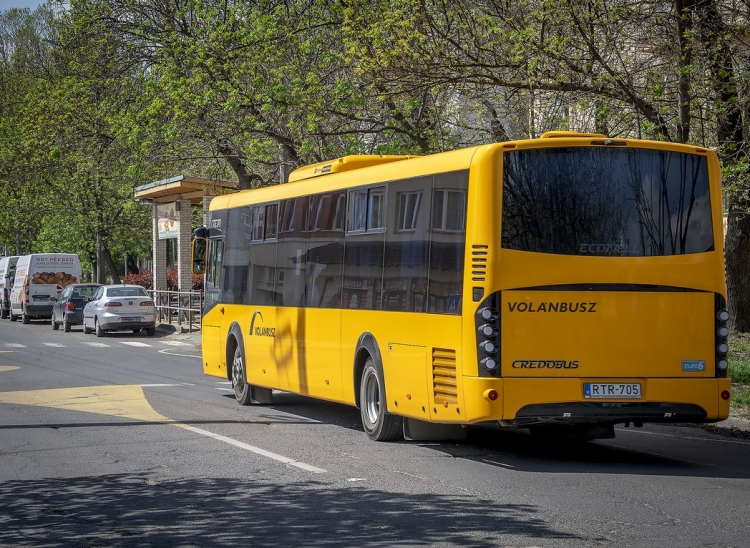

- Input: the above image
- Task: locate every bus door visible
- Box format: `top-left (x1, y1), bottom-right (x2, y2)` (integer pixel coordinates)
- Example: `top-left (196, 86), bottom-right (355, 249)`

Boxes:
top-left (201, 238), bottom-right (224, 377)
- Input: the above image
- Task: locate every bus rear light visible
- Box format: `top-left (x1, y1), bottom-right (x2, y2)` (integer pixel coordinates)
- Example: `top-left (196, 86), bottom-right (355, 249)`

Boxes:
top-left (717, 343), bottom-right (729, 355)
top-left (478, 307), bottom-right (494, 321)
top-left (721, 390), bottom-right (730, 400)
top-left (479, 324), bottom-right (496, 338)
top-left (481, 357), bottom-right (498, 372)
top-left (717, 326), bottom-right (729, 337)
top-left (717, 309), bottom-right (729, 322)
top-left (479, 340), bottom-right (497, 354)
top-left (718, 359), bottom-right (728, 371)
top-left (484, 389), bottom-right (498, 401)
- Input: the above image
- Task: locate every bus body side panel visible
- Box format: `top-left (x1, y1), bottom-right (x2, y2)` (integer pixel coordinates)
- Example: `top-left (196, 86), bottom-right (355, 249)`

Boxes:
top-left (241, 306), bottom-right (345, 402)
top-left (501, 290), bottom-right (715, 379)
top-left (341, 311), bottom-right (465, 422)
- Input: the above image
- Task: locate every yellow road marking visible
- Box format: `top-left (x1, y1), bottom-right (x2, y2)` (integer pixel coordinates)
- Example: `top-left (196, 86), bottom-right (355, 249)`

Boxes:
top-left (0, 366), bottom-right (20, 372)
top-left (0, 385), bottom-right (169, 423)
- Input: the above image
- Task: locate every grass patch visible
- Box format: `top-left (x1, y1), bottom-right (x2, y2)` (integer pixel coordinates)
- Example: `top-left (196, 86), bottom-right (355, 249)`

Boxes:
top-left (729, 334), bottom-right (750, 417)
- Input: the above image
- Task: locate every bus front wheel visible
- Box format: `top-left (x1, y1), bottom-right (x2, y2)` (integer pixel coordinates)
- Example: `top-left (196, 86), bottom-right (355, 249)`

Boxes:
top-left (360, 357), bottom-right (402, 441)
top-left (232, 344), bottom-right (253, 406)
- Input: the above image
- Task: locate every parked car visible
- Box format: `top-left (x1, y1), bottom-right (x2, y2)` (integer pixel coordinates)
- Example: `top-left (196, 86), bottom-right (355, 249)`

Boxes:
top-left (50, 283), bottom-right (102, 332)
top-left (0, 255), bottom-right (19, 319)
top-left (82, 284), bottom-right (156, 337)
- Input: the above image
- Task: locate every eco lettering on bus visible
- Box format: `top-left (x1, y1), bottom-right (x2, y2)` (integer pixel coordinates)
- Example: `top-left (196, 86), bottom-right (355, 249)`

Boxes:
top-left (507, 302), bottom-right (597, 313)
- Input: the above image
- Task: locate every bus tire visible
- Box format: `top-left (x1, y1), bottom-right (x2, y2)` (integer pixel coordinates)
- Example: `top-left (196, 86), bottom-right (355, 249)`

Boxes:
top-left (232, 343), bottom-right (253, 406)
top-left (360, 357), bottom-right (402, 441)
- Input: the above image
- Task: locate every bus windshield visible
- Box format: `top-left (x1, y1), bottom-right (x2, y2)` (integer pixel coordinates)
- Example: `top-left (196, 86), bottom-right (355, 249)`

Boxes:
top-left (501, 147), bottom-right (714, 256)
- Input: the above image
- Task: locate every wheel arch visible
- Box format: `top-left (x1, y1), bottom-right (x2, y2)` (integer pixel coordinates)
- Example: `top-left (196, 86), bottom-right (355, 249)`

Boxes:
top-left (225, 321), bottom-right (244, 381)
top-left (353, 332), bottom-right (384, 409)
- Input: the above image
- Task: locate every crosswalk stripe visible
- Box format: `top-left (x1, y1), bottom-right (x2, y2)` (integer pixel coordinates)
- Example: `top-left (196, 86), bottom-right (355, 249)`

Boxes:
top-left (4, 344), bottom-right (26, 348)
top-left (84, 342), bottom-right (110, 347)
top-left (43, 343), bottom-right (66, 348)
top-left (120, 341), bottom-right (151, 347)
top-left (159, 341), bottom-right (188, 346)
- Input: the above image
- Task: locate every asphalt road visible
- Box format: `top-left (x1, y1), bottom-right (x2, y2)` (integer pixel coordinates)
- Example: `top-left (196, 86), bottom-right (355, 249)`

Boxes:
top-left (1, 319), bottom-right (749, 547)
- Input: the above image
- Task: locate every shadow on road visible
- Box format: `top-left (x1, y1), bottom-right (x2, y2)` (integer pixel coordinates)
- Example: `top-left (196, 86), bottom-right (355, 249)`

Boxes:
top-left (0, 473), bottom-right (580, 547)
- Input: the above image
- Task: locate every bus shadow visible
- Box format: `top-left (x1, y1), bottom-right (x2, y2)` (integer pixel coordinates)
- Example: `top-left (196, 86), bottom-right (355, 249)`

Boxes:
top-left (0, 473), bottom-right (581, 547)
top-left (259, 392), bottom-right (750, 481)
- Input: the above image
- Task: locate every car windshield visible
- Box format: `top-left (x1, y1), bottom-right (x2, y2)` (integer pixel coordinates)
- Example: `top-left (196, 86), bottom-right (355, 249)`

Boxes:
top-left (106, 287), bottom-right (147, 298)
top-left (74, 286), bottom-right (99, 299)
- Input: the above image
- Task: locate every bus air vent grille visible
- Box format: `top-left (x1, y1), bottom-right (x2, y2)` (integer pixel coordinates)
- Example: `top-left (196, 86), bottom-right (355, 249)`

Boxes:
top-left (432, 348), bottom-right (458, 404)
top-left (471, 245), bottom-right (488, 282)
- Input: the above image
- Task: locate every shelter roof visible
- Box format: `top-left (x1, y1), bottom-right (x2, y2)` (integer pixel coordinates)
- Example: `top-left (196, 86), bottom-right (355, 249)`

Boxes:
top-left (135, 175), bottom-right (238, 205)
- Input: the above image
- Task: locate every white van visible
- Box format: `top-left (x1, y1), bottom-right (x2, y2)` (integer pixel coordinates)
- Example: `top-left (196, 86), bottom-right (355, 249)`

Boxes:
top-left (0, 255), bottom-right (20, 319)
top-left (9, 254), bottom-right (82, 324)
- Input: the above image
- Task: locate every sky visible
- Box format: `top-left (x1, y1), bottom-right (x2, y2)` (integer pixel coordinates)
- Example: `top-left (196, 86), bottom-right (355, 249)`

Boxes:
top-left (0, 1), bottom-right (46, 10)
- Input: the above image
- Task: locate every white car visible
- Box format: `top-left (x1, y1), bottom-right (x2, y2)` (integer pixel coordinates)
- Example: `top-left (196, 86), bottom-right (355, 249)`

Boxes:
top-left (82, 284), bottom-right (156, 337)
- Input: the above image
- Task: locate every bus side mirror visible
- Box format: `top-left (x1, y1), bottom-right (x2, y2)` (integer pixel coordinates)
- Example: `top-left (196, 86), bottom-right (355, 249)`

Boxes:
top-left (192, 238), bottom-right (207, 275)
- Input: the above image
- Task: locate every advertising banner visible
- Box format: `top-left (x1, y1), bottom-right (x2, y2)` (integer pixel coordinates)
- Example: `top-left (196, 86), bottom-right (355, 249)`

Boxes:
top-left (157, 203), bottom-right (179, 240)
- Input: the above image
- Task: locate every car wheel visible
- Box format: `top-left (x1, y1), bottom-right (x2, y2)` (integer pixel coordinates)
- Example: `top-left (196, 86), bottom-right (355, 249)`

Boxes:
top-left (51, 313), bottom-right (59, 330)
top-left (1, 308), bottom-right (7, 319)
top-left (22, 308), bottom-right (30, 324)
top-left (145, 327), bottom-right (155, 336)
top-left (360, 357), bottom-right (403, 441)
top-left (10, 310), bottom-right (17, 322)
top-left (133, 328), bottom-right (141, 333)
top-left (63, 317), bottom-right (71, 332)
top-left (95, 317), bottom-right (105, 338)
top-left (232, 343), bottom-right (253, 405)
top-left (83, 320), bottom-right (92, 334)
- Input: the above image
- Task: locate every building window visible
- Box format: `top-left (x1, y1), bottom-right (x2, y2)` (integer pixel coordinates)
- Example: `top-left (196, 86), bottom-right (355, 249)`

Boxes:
top-left (265, 203), bottom-right (278, 240)
top-left (396, 191), bottom-right (422, 231)
top-left (251, 205), bottom-right (265, 241)
top-left (432, 189), bottom-right (466, 232)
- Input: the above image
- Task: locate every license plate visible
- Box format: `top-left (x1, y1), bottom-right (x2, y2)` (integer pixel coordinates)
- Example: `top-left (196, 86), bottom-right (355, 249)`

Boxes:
top-left (32, 295), bottom-right (49, 301)
top-left (584, 383), bottom-right (642, 399)
top-left (121, 317), bottom-right (141, 322)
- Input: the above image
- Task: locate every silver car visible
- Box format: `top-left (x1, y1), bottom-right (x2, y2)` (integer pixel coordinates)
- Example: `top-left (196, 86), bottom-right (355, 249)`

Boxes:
top-left (82, 284), bottom-right (156, 337)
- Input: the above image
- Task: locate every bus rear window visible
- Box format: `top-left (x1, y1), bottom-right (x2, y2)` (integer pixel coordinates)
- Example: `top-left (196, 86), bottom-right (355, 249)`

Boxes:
top-left (501, 147), bottom-right (714, 256)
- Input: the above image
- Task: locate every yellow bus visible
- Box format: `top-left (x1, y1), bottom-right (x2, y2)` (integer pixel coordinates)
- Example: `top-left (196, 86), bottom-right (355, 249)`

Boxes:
top-left (192, 131), bottom-right (730, 441)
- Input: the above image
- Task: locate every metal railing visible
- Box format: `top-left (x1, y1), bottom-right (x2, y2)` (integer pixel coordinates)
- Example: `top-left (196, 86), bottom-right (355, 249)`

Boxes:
top-left (150, 289), bottom-right (202, 333)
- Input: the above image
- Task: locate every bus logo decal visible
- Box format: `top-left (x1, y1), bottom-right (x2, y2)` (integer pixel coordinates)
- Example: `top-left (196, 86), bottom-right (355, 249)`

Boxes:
top-left (682, 360), bottom-right (706, 372)
top-left (507, 301), bottom-right (597, 313)
top-left (249, 310), bottom-right (275, 338)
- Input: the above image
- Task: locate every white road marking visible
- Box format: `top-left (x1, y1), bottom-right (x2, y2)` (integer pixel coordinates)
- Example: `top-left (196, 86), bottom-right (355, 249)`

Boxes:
top-left (179, 424), bottom-right (327, 473)
top-left (159, 341), bottom-right (188, 346)
top-left (85, 342), bottom-right (110, 347)
top-left (483, 459), bottom-right (515, 468)
top-left (43, 343), bottom-right (66, 348)
top-left (120, 342), bottom-right (151, 347)
top-left (4, 344), bottom-right (26, 348)
top-left (158, 349), bottom-right (201, 358)
top-left (141, 384), bottom-right (182, 387)
top-left (215, 387), bottom-right (233, 391)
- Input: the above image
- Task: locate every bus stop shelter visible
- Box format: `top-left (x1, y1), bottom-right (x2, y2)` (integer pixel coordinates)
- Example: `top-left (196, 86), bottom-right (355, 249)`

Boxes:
top-left (135, 175), bottom-right (237, 291)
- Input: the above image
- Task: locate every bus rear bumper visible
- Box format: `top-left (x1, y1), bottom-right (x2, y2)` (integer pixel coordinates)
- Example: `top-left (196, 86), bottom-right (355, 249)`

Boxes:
top-left (501, 377), bottom-right (731, 425)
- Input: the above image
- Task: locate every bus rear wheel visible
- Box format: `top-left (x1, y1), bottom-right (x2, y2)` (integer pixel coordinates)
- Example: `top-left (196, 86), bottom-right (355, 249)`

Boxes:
top-left (232, 344), bottom-right (253, 406)
top-left (360, 357), bottom-right (402, 441)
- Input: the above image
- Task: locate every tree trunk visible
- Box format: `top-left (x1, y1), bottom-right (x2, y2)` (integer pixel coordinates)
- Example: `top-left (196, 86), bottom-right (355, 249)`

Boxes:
top-left (725, 210), bottom-right (750, 332)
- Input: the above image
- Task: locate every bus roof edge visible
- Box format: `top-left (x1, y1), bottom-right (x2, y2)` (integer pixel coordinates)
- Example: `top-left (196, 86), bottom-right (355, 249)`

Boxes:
top-left (288, 155), bottom-right (418, 182)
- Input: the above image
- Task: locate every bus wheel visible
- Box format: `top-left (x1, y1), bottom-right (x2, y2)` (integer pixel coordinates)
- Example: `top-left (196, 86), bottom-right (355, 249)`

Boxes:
top-left (232, 344), bottom-right (253, 406)
top-left (360, 357), bottom-right (402, 441)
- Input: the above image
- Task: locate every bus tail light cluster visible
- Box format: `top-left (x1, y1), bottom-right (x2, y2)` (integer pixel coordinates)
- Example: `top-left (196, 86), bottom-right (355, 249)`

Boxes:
top-left (715, 294), bottom-right (729, 377)
top-left (475, 294), bottom-right (500, 377)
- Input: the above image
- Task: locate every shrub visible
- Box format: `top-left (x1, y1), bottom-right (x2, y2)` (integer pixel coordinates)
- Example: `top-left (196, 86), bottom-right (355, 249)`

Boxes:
top-left (123, 269), bottom-right (154, 290)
